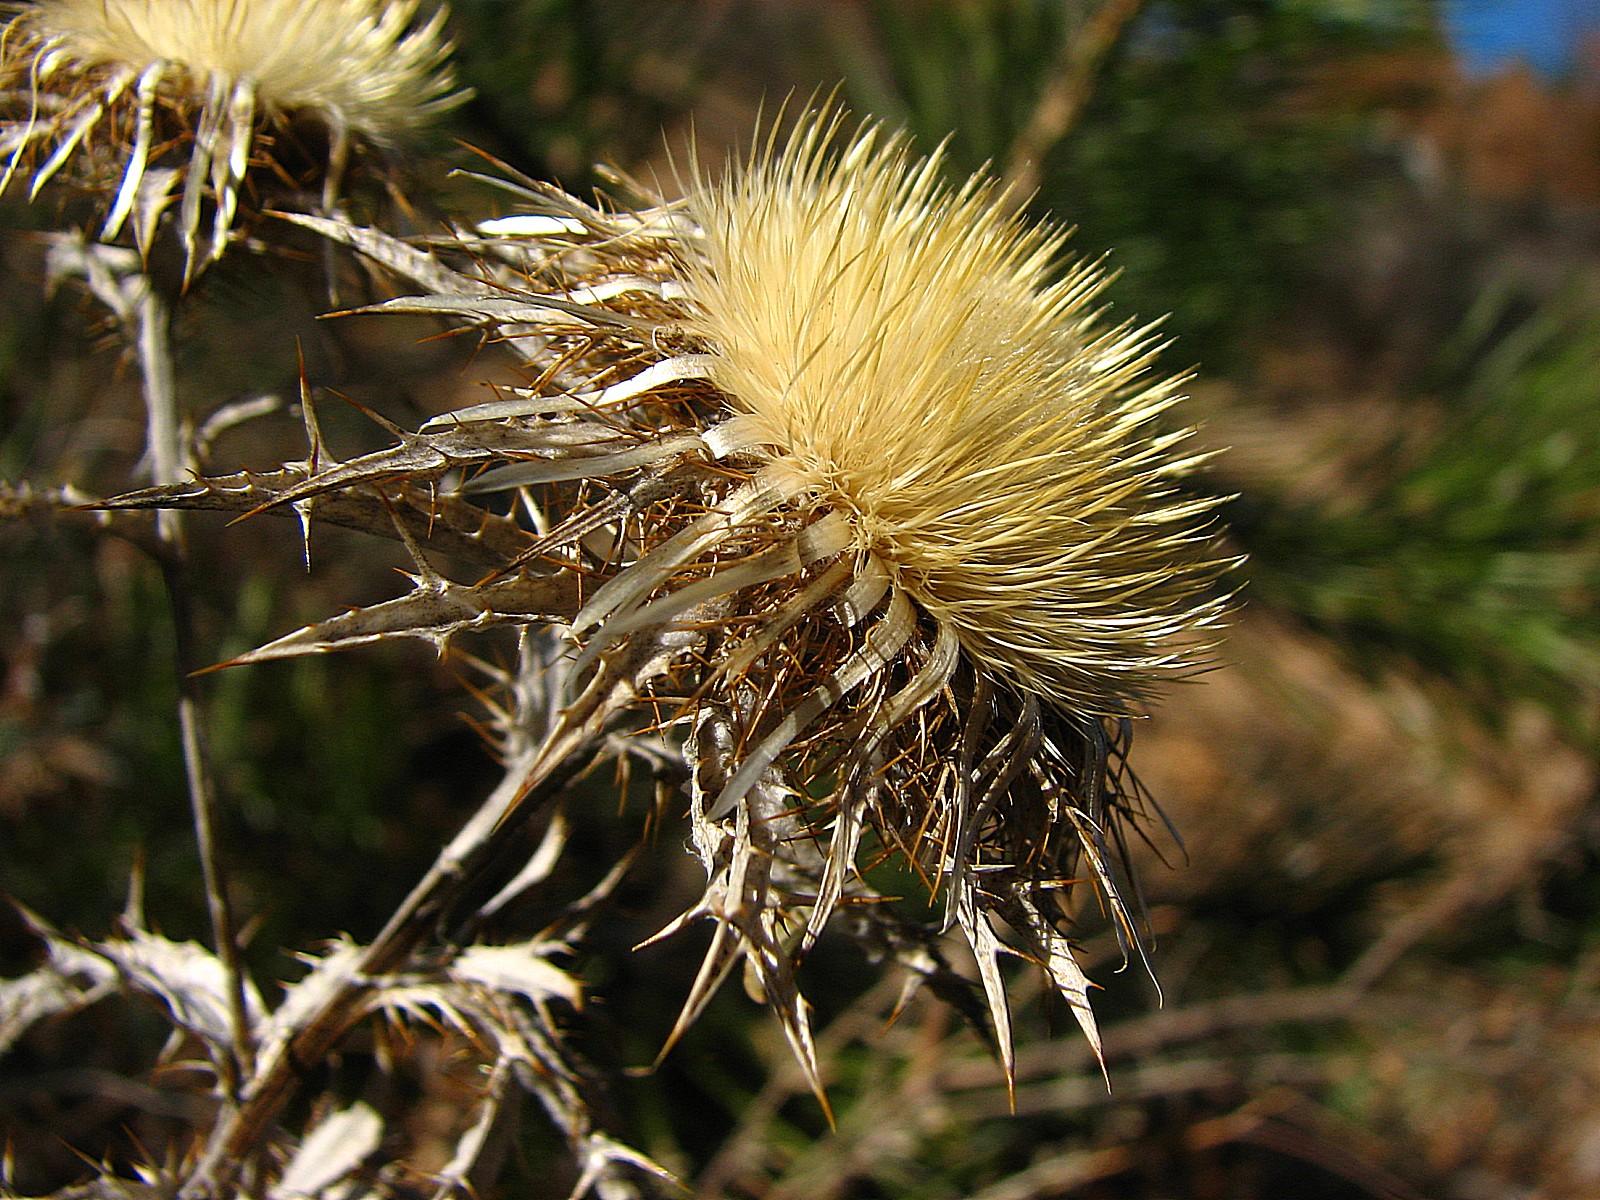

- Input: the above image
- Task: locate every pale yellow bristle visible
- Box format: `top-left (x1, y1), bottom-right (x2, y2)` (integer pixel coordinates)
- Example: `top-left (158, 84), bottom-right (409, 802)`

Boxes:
top-left (681, 118), bottom-right (1225, 710)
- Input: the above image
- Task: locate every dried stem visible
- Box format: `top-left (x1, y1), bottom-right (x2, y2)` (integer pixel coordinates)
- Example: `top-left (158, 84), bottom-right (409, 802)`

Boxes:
top-left (1000, 0), bottom-right (1145, 213)
top-left (178, 640), bottom-right (618, 1199)
top-left (139, 285), bottom-right (256, 1104)
top-left (135, 282), bottom-right (256, 1096)
top-left (53, 239), bottom-right (257, 1098)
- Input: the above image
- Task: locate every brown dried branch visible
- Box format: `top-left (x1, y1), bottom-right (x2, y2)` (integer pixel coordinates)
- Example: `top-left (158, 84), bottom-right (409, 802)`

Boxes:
top-left (1000, 0), bottom-right (1146, 212)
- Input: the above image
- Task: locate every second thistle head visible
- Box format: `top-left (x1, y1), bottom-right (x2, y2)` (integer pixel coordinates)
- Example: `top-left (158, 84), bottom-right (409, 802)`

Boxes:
top-left (0, 0), bottom-right (463, 279)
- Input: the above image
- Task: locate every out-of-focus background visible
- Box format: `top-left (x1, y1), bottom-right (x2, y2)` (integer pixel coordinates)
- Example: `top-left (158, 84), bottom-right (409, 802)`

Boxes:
top-left (5, 1), bottom-right (1600, 1196)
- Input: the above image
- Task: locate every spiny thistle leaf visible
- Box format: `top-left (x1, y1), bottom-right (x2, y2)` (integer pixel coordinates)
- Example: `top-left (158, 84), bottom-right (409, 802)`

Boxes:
top-left (85, 927), bottom-right (267, 1053)
top-left (451, 942), bottom-right (584, 1011)
top-left (99, 467), bottom-right (540, 571)
top-left (269, 1102), bottom-right (383, 1200)
top-left (8, 907), bottom-right (264, 1061)
top-left (277, 210), bottom-right (495, 298)
top-left (217, 572), bottom-right (579, 665)
top-left (0, 950), bottom-right (113, 1057)
top-left (261, 938), bottom-right (365, 1053)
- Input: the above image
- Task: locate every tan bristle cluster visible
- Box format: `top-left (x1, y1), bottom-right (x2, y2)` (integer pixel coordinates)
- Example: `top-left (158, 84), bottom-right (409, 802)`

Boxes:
top-left (17, 0), bottom-right (459, 136)
top-left (0, 0), bottom-right (462, 275)
top-left (684, 118), bottom-right (1222, 711)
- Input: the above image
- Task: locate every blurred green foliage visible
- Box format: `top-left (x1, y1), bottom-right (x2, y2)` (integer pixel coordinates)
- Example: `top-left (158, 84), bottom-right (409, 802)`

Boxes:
top-left (825, 0), bottom-right (1079, 169)
top-left (828, 0), bottom-right (1440, 364)
top-left (1240, 284), bottom-right (1600, 730)
top-left (447, 0), bottom-right (722, 187)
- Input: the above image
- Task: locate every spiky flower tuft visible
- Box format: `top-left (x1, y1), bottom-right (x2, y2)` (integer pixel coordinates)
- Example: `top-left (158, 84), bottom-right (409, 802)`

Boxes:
top-left (116, 113), bottom-right (1231, 1095)
top-left (0, 0), bottom-right (462, 276)
top-left (684, 119), bottom-right (1218, 710)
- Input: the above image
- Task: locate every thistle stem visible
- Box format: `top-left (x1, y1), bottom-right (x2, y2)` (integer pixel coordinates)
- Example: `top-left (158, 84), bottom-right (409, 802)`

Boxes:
top-left (126, 269), bottom-right (257, 1093)
top-left (50, 233), bottom-right (259, 1099)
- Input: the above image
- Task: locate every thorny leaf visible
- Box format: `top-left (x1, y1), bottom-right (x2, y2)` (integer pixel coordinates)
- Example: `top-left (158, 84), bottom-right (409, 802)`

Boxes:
top-left (99, 417), bottom-right (574, 521)
top-left (0, 955), bottom-right (114, 1056)
top-left (245, 926), bottom-right (669, 1199)
top-left (90, 925), bottom-right (266, 1053)
top-left (100, 469), bottom-right (537, 572)
top-left (957, 881), bottom-right (1019, 1090)
top-left (452, 942), bottom-right (583, 1010)
top-left (261, 938), bottom-right (366, 1054)
top-left (9, 909), bottom-right (263, 1061)
top-left (365, 935), bottom-right (582, 1042)
top-left (241, 421), bottom-right (591, 504)
top-left (270, 1102), bottom-right (384, 1200)
top-left (275, 212), bottom-right (497, 299)
top-left (219, 571), bottom-right (579, 665)
top-left (1004, 890), bottom-right (1105, 1072)
top-left (350, 292), bottom-right (648, 333)
top-left (646, 704), bottom-right (830, 1111)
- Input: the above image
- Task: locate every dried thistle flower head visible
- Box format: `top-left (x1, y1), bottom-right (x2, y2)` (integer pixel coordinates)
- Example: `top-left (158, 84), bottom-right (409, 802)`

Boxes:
top-left (0, 0), bottom-right (462, 277)
top-left (117, 113), bottom-right (1231, 1098)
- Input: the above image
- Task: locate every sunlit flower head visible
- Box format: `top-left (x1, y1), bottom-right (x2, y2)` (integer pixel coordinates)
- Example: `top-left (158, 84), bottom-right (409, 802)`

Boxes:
top-left (146, 112), bottom-right (1230, 1094)
top-left (681, 116), bottom-right (1221, 711)
top-left (0, 0), bottom-right (462, 278)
